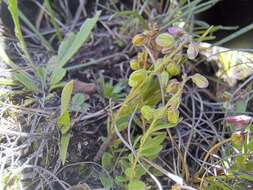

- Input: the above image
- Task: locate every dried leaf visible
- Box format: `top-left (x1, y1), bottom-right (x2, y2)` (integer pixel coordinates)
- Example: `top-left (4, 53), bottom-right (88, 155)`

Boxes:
top-left (187, 42), bottom-right (199, 60)
top-left (199, 42), bottom-right (253, 86)
top-left (73, 80), bottom-right (96, 95)
top-left (166, 79), bottom-right (180, 94)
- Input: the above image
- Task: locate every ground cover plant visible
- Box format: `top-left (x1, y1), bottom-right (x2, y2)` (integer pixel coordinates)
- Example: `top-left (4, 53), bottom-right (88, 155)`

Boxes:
top-left (0, 0), bottom-right (253, 189)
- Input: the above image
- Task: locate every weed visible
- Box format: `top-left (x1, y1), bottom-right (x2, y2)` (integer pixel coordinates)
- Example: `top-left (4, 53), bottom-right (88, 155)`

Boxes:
top-left (99, 23), bottom-right (209, 189)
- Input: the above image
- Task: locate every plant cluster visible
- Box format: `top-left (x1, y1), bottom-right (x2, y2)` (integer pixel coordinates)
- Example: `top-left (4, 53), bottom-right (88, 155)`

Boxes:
top-left (101, 24), bottom-right (209, 189)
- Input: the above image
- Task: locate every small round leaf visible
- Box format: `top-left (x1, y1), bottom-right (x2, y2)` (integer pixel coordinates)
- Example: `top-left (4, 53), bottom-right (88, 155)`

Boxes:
top-left (128, 69), bottom-right (146, 87)
top-left (191, 73), bottom-right (209, 88)
top-left (167, 109), bottom-right (179, 124)
top-left (128, 180), bottom-right (146, 190)
top-left (155, 33), bottom-right (175, 48)
top-left (166, 63), bottom-right (181, 76)
top-left (141, 105), bottom-right (153, 121)
top-left (187, 42), bottom-right (199, 60)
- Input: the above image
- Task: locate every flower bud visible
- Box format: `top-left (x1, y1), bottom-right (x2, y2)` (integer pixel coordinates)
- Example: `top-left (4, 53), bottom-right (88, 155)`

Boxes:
top-left (155, 33), bottom-right (175, 48)
top-left (166, 79), bottom-right (180, 94)
top-left (167, 109), bottom-right (179, 124)
top-left (166, 63), bottom-right (181, 76)
top-left (167, 26), bottom-right (184, 36)
top-left (132, 34), bottom-right (145, 46)
top-left (130, 59), bottom-right (140, 70)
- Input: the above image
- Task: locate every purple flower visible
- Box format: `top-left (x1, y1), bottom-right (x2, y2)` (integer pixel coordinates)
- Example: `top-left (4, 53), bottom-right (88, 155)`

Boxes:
top-left (167, 26), bottom-right (184, 36)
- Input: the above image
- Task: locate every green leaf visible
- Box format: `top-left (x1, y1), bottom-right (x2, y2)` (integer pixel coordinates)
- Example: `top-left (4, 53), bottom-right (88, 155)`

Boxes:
top-left (58, 33), bottom-right (76, 59)
top-left (49, 82), bottom-right (66, 91)
top-left (155, 33), bottom-right (175, 48)
top-left (128, 180), bottom-right (146, 190)
top-left (115, 176), bottom-right (127, 185)
top-left (8, 0), bottom-right (33, 66)
top-left (151, 123), bottom-right (176, 132)
top-left (99, 175), bottom-right (113, 189)
top-left (141, 105), bottom-right (153, 121)
top-left (102, 152), bottom-right (113, 170)
top-left (135, 165), bottom-right (146, 178)
top-left (59, 133), bottom-right (71, 165)
top-left (58, 11), bottom-right (101, 67)
top-left (57, 111), bottom-right (71, 134)
top-left (140, 145), bottom-right (162, 157)
top-left (70, 93), bottom-right (88, 112)
top-left (128, 69), bottom-right (146, 87)
top-left (167, 109), bottom-right (180, 124)
top-left (152, 107), bottom-right (167, 120)
top-left (235, 99), bottom-right (248, 113)
top-left (191, 73), bottom-right (209, 88)
top-left (61, 80), bottom-right (74, 113)
top-left (35, 66), bottom-right (46, 82)
top-left (142, 133), bottom-right (166, 151)
top-left (125, 167), bottom-right (133, 179)
top-left (113, 11), bottom-right (148, 29)
top-left (50, 67), bottom-right (67, 85)
top-left (166, 63), bottom-right (181, 76)
top-left (160, 71), bottom-right (169, 87)
top-left (15, 72), bottom-right (37, 91)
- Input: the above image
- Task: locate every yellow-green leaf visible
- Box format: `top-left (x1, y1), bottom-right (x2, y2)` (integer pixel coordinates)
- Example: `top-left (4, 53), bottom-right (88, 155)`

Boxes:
top-left (128, 69), bottom-right (146, 87)
top-left (15, 72), bottom-right (37, 91)
top-left (50, 67), bottom-right (67, 85)
top-left (140, 145), bottom-right (162, 158)
top-left (57, 111), bottom-right (71, 134)
top-left (8, 0), bottom-right (33, 65)
top-left (151, 123), bottom-right (176, 132)
top-left (102, 152), bottom-right (113, 170)
top-left (167, 109), bottom-right (179, 124)
top-left (166, 63), bottom-right (181, 76)
top-left (58, 11), bottom-right (101, 67)
top-left (128, 180), bottom-right (146, 190)
top-left (130, 59), bottom-right (140, 70)
top-left (155, 33), bottom-right (175, 48)
top-left (191, 73), bottom-right (209, 88)
top-left (59, 133), bottom-right (71, 165)
top-left (61, 80), bottom-right (74, 113)
top-left (141, 105), bottom-right (153, 121)
top-left (160, 71), bottom-right (169, 88)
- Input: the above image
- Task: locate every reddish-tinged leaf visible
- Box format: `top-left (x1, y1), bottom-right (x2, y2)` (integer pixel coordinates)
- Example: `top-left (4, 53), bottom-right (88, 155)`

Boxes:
top-left (73, 80), bottom-right (96, 95)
